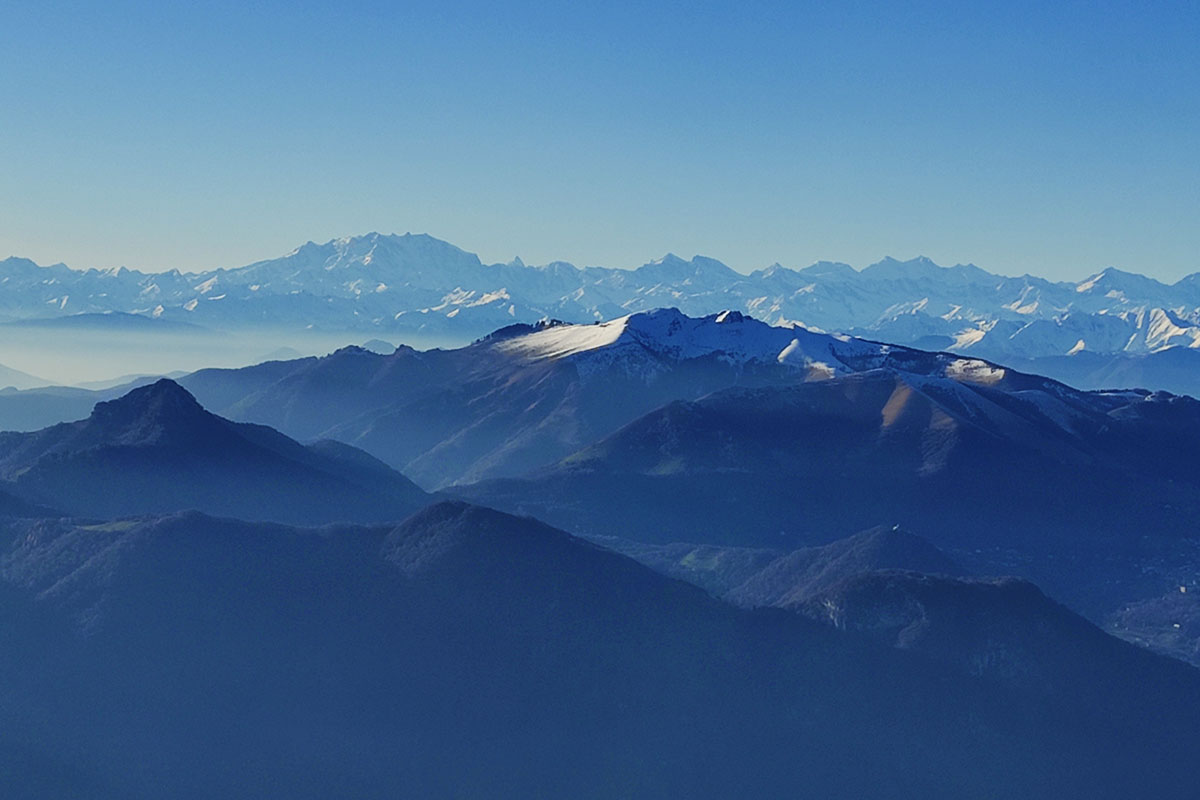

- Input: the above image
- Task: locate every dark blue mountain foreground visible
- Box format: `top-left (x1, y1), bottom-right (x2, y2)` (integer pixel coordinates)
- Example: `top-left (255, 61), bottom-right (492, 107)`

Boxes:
top-left (452, 361), bottom-right (1200, 617)
top-left (1, 502), bottom-right (1198, 799)
top-left (0, 311), bottom-right (1198, 796)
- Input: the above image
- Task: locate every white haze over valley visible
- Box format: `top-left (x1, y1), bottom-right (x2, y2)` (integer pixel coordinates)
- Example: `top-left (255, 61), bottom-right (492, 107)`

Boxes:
top-left (0, 325), bottom-right (455, 387)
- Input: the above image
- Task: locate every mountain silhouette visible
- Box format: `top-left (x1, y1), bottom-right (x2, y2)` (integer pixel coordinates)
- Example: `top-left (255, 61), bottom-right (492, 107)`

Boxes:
top-left (1, 502), bottom-right (1198, 798)
top-left (0, 379), bottom-right (428, 525)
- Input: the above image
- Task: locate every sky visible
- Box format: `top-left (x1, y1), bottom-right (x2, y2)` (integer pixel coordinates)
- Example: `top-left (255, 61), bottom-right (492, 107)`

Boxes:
top-left (2, 0), bottom-right (1198, 280)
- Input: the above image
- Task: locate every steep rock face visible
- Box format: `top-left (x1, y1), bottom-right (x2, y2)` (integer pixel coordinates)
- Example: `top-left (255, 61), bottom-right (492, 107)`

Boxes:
top-left (0, 380), bottom-right (428, 525)
top-left (1, 503), bottom-right (1198, 799)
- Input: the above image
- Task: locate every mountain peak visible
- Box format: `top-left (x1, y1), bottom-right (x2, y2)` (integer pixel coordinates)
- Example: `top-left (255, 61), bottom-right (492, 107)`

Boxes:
top-left (861, 255), bottom-right (944, 278)
top-left (633, 253), bottom-right (739, 280)
top-left (88, 379), bottom-right (211, 440)
top-left (725, 524), bottom-right (965, 610)
top-left (489, 307), bottom-right (816, 366)
top-left (839, 524), bottom-right (964, 574)
top-left (1076, 266), bottom-right (1170, 294)
top-left (383, 500), bottom-right (574, 577)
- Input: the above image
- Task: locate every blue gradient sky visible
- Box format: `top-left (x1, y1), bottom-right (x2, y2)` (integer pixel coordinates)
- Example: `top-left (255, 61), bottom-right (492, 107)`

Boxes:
top-left (2, 0), bottom-right (1198, 279)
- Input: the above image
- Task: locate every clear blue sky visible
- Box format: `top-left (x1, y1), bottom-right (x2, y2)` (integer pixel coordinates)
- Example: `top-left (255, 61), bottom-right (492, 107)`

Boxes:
top-left (2, 0), bottom-right (1198, 280)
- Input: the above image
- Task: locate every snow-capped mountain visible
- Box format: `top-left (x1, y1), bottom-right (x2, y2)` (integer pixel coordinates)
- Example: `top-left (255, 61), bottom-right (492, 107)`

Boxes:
top-left (4, 306), bottom-right (1189, 487)
top-left (175, 308), bottom-right (908, 488)
top-left (4, 233), bottom-right (1200, 361)
top-left (487, 309), bottom-right (885, 379)
top-left (165, 306), bottom-right (1197, 495)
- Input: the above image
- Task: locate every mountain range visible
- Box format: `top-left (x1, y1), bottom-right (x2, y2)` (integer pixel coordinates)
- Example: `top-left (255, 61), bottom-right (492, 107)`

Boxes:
top-left (176, 308), bottom-right (904, 488)
top-left (2, 301), bottom-right (1200, 794)
top-left (2, 502), bottom-right (1198, 798)
top-left (5, 232), bottom-right (1200, 370)
top-left (0, 309), bottom-right (1194, 584)
top-left (451, 345), bottom-right (1200, 626)
top-left (0, 308), bottom-right (1184, 662)
top-left (608, 527), bottom-right (1174, 695)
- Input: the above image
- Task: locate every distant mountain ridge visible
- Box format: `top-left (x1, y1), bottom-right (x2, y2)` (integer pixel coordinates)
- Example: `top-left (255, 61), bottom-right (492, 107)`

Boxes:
top-left (434, 315), bottom-right (1200, 661)
top-left (168, 308), bottom-right (1103, 490)
top-left (5, 232), bottom-right (1200, 361)
top-left (174, 308), bottom-right (900, 488)
top-left (2, 307), bottom-right (1188, 489)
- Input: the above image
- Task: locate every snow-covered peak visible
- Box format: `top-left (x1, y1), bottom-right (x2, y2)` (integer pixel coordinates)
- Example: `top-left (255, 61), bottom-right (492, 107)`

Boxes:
top-left (1075, 266), bottom-right (1172, 298)
top-left (491, 314), bottom-right (631, 360)
top-left (490, 307), bottom-right (884, 375)
top-left (493, 308), bottom-right (782, 362)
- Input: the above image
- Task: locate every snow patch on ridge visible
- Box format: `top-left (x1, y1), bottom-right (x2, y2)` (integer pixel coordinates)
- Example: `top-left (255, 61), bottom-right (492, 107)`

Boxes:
top-left (490, 308), bottom-right (892, 383)
top-left (945, 358), bottom-right (1006, 385)
top-left (494, 316), bottom-right (631, 360)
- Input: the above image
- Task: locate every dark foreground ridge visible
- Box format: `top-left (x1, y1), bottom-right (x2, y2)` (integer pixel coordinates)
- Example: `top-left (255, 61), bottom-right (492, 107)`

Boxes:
top-left (1, 501), bottom-right (1198, 799)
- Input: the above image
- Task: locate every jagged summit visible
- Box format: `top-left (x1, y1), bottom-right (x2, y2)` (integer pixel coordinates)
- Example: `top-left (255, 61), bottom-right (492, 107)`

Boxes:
top-left (59, 378), bottom-right (221, 450)
top-left (632, 253), bottom-right (742, 282)
top-left (92, 378), bottom-right (203, 419)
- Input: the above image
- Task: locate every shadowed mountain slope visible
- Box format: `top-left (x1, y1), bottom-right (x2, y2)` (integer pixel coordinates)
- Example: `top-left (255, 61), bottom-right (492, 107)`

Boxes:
top-left (176, 309), bottom-right (909, 488)
top-left (0, 502), bottom-right (1198, 799)
top-left (7, 308), bottom-right (1194, 487)
top-left (172, 308), bottom-right (1159, 490)
top-left (726, 525), bottom-right (966, 608)
top-left (793, 570), bottom-right (1176, 699)
top-left (602, 524), bottom-right (963, 603)
top-left (0, 379), bottom-right (428, 525)
top-left (454, 367), bottom-right (1200, 622)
